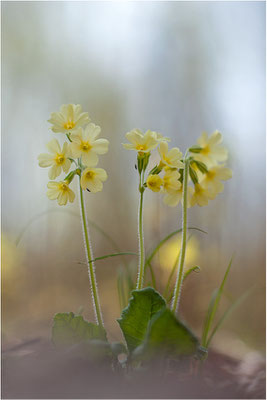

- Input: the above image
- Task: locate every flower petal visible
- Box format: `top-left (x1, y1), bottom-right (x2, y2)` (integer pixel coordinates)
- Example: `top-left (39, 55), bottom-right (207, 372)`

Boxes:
top-left (92, 139), bottom-right (109, 154)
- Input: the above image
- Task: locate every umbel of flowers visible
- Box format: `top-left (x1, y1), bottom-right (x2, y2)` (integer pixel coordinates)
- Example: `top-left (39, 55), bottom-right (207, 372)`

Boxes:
top-left (38, 104), bottom-right (109, 327)
top-left (122, 128), bottom-right (232, 312)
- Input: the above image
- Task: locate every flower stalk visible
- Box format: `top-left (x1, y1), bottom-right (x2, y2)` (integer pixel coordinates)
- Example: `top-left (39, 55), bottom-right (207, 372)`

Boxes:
top-left (137, 170), bottom-right (145, 290)
top-left (79, 177), bottom-right (104, 327)
top-left (171, 154), bottom-right (190, 314)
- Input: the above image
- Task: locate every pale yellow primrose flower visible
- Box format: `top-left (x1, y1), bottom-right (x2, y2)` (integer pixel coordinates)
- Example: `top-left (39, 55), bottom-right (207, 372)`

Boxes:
top-left (80, 167), bottom-right (107, 192)
top-left (146, 174), bottom-right (163, 192)
top-left (162, 169), bottom-right (181, 193)
top-left (190, 183), bottom-right (214, 207)
top-left (153, 132), bottom-right (171, 142)
top-left (48, 104), bottom-right (90, 133)
top-left (158, 142), bottom-right (184, 170)
top-left (163, 185), bottom-right (193, 208)
top-left (201, 165), bottom-right (232, 197)
top-left (194, 131), bottom-right (228, 166)
top-left (70, 124), bottom-right (109, 167)
top-left (47, 181), bottom-right (75, 206)
top-left (38, 139), bottom-right (71, 179)
top-left (122, 129), bottom-right (159, 153)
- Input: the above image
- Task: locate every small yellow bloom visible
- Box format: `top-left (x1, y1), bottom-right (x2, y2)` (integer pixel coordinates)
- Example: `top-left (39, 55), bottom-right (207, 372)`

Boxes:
top-left (70, 124), bottom-right (109, 166)
top-left (190, 183), bottom-right (214, 207)
top-left (48, 104), bottom-right (90, 133)
top-left (38, 139), bottom-right (71, 179)
top-left (162, 169), bottom-right (181, 193)
top-left (153, 132), bottom-right (171, 142)
top-left (122, 129), bottom-right (159, 153)
top-left (47, 181), bottom-right (75, 206)
top-left (194, 131), bottom-right (228, 166)
top-left (163, 185), bottom-right (193, 207)
top-left (158, 142), bottom-right (184, 169)
top-left (146, 174), bottom-right (163, 192)
top-left (201, 165), bottom-right (232, 197)
top-left (80, 167), bottom-right (107, 192)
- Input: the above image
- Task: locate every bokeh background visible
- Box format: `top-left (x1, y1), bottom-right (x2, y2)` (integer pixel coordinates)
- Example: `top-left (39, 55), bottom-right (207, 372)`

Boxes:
top-left (2, 1), bottom-right (265, 358)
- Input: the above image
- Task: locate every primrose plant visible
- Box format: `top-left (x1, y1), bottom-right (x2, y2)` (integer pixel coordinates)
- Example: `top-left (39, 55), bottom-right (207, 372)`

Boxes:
top-left (38, 103), bottom-right (238, 368)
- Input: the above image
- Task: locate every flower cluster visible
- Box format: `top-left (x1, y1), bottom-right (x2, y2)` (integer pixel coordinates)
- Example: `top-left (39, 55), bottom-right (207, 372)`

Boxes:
top-left (122, 129), bottom-right (232, 207)
top-left (38, 104), bottom-right (109, 205)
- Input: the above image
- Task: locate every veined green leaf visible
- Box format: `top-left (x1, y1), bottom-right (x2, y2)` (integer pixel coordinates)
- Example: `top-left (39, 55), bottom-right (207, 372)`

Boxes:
top-left (52, 312), bottom-right (106, 347)
top-left (117, 287), bottom-right (166, 353)
top-left (140, 308), bottom-right (199, 359)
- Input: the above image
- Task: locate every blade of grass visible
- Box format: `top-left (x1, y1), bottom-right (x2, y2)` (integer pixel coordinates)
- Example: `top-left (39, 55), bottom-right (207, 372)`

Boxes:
top-left (15, 209), bottom-right (122, 254)
top-left (144, 226), bottom-right (207, 271)
top-left (146, 261), bottom-right (157, 289)
top-left (163, 234), bottom-right (194, 299)
top-left (201, 256), bottom-right (234, 348)
top-left (77, 252), bottom-right (138, 265)
top-left (117, 268), bottom-right (127, 310)
top-left (206, 286), bottom-right (255, 348)
top-left (166, 266), bottom-right (201, 303)
top-left (183, 265), bottom-right (201, 281)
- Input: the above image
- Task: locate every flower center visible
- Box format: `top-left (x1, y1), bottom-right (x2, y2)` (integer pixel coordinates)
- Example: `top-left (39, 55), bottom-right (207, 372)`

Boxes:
top-left (195, 184), bottom-right (204, 194)
top-left (59, 183), bottom-right (69, 192)
top-left (136, 144), bottom-right (146, 151)
top-left (201, 145), bottom-right (210, 155)
top-left (55, 154), bottom-right (65, 165)
top-left (206, 170), bottom-right (216, 180)
top-left (64, 121), bottom-right (75, 130)
top-left (86, 171), bottom-right (95, 179)
top-left (81, 141), bottom-right (92, 152)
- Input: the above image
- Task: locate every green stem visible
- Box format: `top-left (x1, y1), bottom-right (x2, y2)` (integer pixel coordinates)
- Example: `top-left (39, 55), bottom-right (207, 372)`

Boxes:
top-left (79, 178), bottom-right (104, 327)
top-left (137, 172), bottom-right (145, 290)
top-left (171, 156), bottom-right (189, 313)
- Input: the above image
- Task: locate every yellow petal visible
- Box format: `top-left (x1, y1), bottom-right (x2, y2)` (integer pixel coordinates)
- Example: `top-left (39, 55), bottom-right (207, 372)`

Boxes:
top-left (38, 153), bottom-right (54, 167)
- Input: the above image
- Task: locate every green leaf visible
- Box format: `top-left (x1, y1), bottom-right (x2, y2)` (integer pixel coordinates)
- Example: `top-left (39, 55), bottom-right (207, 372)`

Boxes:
top-left (117, 287), bottom-right (166, 353)
top-left (140, 308), bottom-right (199, 359)
top-left (144, 226), bottom-right (207, 272)
top-left (206, 286), bottom-right (254, 348)
top-left (52, 312), bottom-right (107, 347)
top-left (201, 256), bottom-right (234, 348)
top-left (77, 252), bottom-right (138, 265)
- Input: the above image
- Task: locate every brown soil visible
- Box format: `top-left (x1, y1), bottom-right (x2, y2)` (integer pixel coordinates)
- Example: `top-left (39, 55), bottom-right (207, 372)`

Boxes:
top-left (2, 338), bottom-right (265, 399)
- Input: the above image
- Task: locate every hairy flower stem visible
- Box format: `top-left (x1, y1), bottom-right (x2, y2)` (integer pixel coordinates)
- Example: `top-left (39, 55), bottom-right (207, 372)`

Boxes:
top-left (137, 172), bottom-right (145, 290)
top-left (79, 178), bottom-right (104, 327)
top-left (171, 156), bottom-right (190, 313)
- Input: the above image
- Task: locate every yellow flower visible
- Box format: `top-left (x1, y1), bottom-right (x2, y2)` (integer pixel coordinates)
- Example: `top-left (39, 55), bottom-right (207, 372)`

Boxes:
top-left (153, 132), bottom-right (171, 142)
top-left (162, 169), bottom-right (181, 193)
top-left (158, 142), bottom-right (184, 169)
top-left (70, 124), bottom-right (109, 166)
top-left (146, 174), bottom-right (163, 192)
top-left (47, 181), bottom-right (75, 206)
top-left (194, 131), bottom-right (228, 166)
top-left (122, 129), bottom-right (159, 153)
top-left (80, 167), bottom-right (107, 192)
top-left (38, 139), bottom-right (71, 179)
top-left (201, 165), bottom-right (232, 197)
top-left (190, 183), bottom-right (214, 207)
top-left (163, 185), bottom-right (193, 208)
top-left (48, 104), bottom-right (90, 133)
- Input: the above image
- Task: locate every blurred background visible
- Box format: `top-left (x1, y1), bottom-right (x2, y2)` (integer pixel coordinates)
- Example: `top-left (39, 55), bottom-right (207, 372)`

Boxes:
top-left (2, 1), bottom-right (265, 358)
